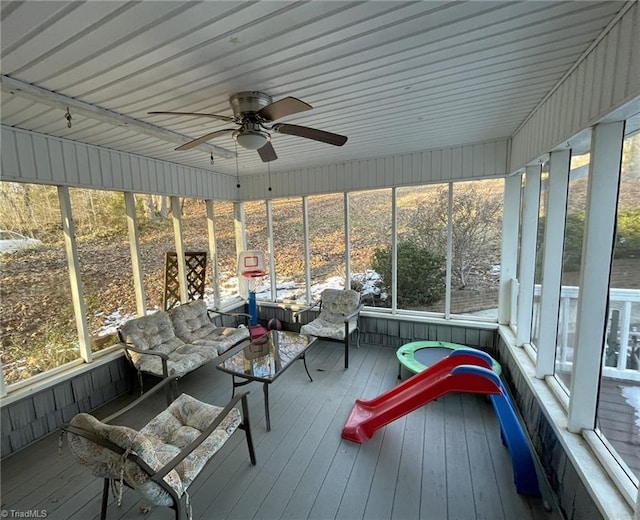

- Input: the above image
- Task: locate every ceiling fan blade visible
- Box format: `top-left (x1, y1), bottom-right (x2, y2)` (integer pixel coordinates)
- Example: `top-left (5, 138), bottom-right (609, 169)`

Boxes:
top-left (257, 141), bottom-right (277, 162)
top-left (258, 97), bottom-right (312, 121)
top-left (149, 111), bottom-right (234, 122)
top-left (175, 129), bottom-right (235, 151)
top-left (272, 123), bottom-right (347, 146)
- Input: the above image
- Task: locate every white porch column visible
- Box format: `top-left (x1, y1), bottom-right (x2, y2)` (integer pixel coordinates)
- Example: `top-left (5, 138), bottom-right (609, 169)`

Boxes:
top-left (124, 192), bottom-right (146, 316)
top-left (516, 164), bottom-right (542, 346)
top-left (445, 183), bottom-right (453, 319)
top-left (344, 192), bottom-right (351, 290)
top-left (391, 188), bottom-right (398, 314)
top-left (205, 200), bottom-right (220, 308)
top-left (498, 174), bottom-right (522, 325)
top-left (170, 196), bottom-right (188, 303)
top-left (266, 200), bottom-right (276, 302)
top-left (57, 186), bottom-right (92, 362)
top-left (568, 121), bottom-right (624, 433)
top-left (234, 202), bottom-right (247, 299)
top-left (536, 150), bottom-right (570, 378)
top-left (302, 196), bottom-right (311, 304)
top-left (0, 362), bottom-right (7, 397)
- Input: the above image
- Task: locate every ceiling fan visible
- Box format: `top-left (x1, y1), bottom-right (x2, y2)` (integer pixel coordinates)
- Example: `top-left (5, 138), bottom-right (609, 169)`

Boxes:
top-left (149, 91), bottom-right (348, 162)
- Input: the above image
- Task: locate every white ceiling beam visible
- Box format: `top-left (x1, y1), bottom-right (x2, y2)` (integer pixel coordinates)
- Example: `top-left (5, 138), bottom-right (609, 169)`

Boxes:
top-left (0, 75), bottom-right (236, 159)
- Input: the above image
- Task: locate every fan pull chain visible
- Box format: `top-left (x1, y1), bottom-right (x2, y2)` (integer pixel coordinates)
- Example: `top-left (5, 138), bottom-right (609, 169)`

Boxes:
top-left (65, 107), bottom-right (72, 128)
top-left (235, 142), bottom-right (240, 188)
top-left (268, 161), bottom-right (272, 192)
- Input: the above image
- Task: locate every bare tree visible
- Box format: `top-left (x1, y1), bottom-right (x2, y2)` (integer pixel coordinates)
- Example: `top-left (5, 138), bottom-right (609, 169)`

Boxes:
top-left (405, 182), bottom-right (503, 289)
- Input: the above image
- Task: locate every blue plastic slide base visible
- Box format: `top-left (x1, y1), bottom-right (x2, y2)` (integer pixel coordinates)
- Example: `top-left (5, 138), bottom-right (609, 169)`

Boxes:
top-left (450, 349), bottom-right (540, 496)
top-left (489, 383), bottom-right (541, 496)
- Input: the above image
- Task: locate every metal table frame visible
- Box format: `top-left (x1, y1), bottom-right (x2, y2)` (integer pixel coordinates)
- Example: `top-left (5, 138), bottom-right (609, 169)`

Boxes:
top-left (216, 331), bottom-right (316, 431)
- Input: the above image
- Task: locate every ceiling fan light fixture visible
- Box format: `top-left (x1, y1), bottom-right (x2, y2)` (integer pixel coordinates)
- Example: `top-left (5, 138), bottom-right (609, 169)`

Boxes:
top-left (233, 129), bottom-right (270, 150)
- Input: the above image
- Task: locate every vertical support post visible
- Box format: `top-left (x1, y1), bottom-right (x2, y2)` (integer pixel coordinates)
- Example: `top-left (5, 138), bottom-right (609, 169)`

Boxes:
top-left (234, 202), bottom-right (247, 299)
top-left (124, 192), bottom-right (146, 316)
top-left (206, 200), bottom-right (220, 308)
top-left (445, 183), bottom-right (453, 319)
top-left (170, 196), bottom-right (188, 303)
top-left (266, 200), bottom-right (276, 302)
top-left (516, 164), bottom-right (542, 346)
top-left (499, 174), bottom-right (522, 325)
top-left (344, 192), bottom-right (351, 291)
top-left (536, 150), bottom-right (570, 378)
top-left (302, 196), bottom-right (311, 305)
top-left (57, 186), bottom-right (92, 363)
top-left (617, 302), bottom-right (632, 370)
top-left (568, 121), bottom-right (624, 433)
top-left (0, 362), bottom-right (7, 397)
top-left (391, 188), bottom-right (397, 314)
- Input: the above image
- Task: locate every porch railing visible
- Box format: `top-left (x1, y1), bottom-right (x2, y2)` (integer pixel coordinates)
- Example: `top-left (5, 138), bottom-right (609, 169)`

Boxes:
top-left (531, 284), bottom-right (640, 381)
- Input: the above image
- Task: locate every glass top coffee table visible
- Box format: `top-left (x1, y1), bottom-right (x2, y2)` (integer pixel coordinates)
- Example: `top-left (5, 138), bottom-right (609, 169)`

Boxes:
top-left (216, 330), bottom-right (317, 431)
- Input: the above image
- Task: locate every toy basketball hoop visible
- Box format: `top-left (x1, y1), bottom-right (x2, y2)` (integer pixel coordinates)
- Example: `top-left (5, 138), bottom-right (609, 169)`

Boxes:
top-left (238, 250), bottom-right (266, 278)
top-left (238, 251), bottom-right (268, 338)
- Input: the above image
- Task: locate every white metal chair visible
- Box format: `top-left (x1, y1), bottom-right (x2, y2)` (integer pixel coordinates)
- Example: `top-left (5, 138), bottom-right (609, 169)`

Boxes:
top-left (296, 288), bottom-right (363, 368)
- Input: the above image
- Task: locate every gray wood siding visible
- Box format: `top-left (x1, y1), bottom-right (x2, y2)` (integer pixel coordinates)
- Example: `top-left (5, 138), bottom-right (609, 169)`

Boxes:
top-left (510, 2), bottom-right (640, 172)
top-left (1, 125), bottom-right (239, 199)
top-left (240, 140), bottom-right (509, 200)
top-left (3, 124), bottom-right (509, 201)
top-left (0, 356), bottom-right (131, 457)
top-left (266, 304), bottom-right (498, 354)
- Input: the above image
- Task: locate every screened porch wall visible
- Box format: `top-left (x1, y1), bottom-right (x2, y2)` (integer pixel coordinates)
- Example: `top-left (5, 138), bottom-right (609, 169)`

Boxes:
top-left (496, 330), bottom-right (606, 520)
top-left (0, 307), bottom-right (248, 457)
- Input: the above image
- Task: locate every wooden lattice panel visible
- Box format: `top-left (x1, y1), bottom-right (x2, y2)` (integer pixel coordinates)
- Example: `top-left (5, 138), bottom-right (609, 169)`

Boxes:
top-left (163, 251), bottom-right (207, 310)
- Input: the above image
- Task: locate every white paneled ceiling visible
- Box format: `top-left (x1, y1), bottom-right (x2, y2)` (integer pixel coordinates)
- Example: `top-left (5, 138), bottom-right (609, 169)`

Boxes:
top-left (0, 1), bottom-right (626, 176)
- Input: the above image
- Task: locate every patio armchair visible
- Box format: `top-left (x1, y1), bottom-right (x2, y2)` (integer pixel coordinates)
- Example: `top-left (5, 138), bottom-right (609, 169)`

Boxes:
top-left (296, 288), bottom-right (363, 369)
top-left (62, 377), bottom-right (256, 520)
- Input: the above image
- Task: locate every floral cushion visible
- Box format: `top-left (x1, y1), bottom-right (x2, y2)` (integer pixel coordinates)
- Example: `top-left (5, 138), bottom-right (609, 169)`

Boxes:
top-left (119, 312), bottom-right (219, 377)
top-left (170, 300), bottom-right (249, 354)
top-left (67, 394), bottom-right (241, 507)
top-left (319, 289), bottom-right (361, 319)
top-left (300, 317), bottom-right (358, 340)
top-left (300, 289), bottom-right (360, 339)
top-left (169, 300), bottom-right (218, 343)
top-left (120, 312), bottom-right (182, 354)
top-left (137, 343), bottom-right (220, 378)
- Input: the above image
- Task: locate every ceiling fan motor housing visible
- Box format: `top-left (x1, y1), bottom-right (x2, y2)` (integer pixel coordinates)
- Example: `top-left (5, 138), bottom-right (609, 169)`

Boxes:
top-left (229, 91), bottom-right (273, 119)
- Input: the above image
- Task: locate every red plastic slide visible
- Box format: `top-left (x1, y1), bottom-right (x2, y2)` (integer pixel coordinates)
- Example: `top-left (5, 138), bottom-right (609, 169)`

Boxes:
top-left (342, 351), bottom-right (502, 443)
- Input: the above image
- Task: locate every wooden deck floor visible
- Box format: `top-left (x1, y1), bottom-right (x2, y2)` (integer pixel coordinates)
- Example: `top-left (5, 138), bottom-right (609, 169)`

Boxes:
top-left (597, 377), bottom-right (640, 478)
top-left (1, 342), bottom-right (561, 520)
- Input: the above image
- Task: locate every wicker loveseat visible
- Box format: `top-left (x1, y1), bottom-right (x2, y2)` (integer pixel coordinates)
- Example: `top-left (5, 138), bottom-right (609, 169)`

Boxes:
top-left (118, 301), bottom-right (250, 386)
